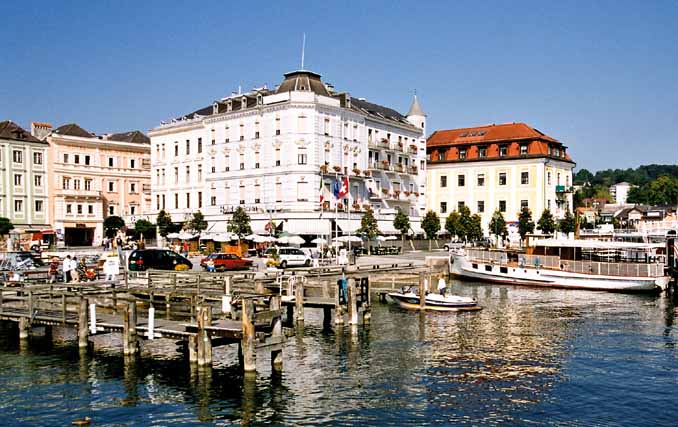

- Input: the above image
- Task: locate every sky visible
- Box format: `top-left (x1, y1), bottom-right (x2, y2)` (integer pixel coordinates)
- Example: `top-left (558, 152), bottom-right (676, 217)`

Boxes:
top-left (1, 0), bottom-right (676, 172)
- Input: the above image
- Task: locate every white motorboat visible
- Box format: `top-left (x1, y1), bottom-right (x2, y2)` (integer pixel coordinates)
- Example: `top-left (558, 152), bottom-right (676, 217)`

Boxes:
top-left (388, 286), bottom-right (480, 312)
top-left (449, 239), bottom-right (670, 293)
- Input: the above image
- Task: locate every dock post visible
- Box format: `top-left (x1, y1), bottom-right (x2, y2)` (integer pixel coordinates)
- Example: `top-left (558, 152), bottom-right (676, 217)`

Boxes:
top-left (241, 298), bottom-right (256, 372)
top-left (294, 279), bottom-right (304, 325)
top-left (89, 302), bottom-right (97, 334)
top-left (18, 317), bottom-right (30, 340)
top-left (419, 273), bottom-right (426, 311)
top-left (188, 335), bottom-right (198, 364)
top-left (269, 295), bottom-right (283, 371)
top-left (334, 280), bottom-right (344, 325)
top-left (348, 278), bottom-right (358, 325)
top-left (123, 302), bottom-right (139, 356)
top-left (362, 278), bottom-right (371, 324)
top-left (78, 297), bottom-right (88, 349)
top-left (323, 307), bottom-right (332, 329)
top-left (148, 305), bottom-right (155, 340)
top-left (197, 305), bottom-right (213, 366)
top-left (165, 294), bottom-right (171, 318)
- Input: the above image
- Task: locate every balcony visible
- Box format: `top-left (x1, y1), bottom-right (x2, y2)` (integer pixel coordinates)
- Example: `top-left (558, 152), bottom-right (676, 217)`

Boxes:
top-left (408, 144), bottom-right (418, 154)
top-left (369, 161), bottom-right (391, 171)
top-left (393, 163), bottom-right (405, 173)
top-left (59, 189), bottom-right (102, 199)
top-left (378, 139), bottom-right (391, 149)
top-left (555, 185), bottom-right (573, 193)
top-left (409, 166), bottom-right (419, 175)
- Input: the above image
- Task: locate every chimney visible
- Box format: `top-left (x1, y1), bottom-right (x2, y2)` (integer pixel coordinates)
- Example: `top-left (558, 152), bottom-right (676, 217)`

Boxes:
top-left (31, 122), bottom-right (53, 141)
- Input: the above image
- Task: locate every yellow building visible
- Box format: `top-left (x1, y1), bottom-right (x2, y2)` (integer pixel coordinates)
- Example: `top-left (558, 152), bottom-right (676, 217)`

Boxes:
top-left (426, 123), bottom-right (575, 234)
top-left (46, 123), bottom-right (151, 246)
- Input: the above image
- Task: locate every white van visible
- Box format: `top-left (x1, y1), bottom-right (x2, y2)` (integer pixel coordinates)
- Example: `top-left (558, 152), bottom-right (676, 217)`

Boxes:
top-left (265, 247), bottom-right (311, 268)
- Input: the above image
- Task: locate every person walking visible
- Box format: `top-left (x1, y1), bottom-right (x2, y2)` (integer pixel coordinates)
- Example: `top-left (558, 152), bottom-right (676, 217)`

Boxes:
top-left (63, 255), bottom-right (73, 282)
top-left (70, 256), bottom-right (80, 282)
top-left (48, 257), bottom-right (59, 283)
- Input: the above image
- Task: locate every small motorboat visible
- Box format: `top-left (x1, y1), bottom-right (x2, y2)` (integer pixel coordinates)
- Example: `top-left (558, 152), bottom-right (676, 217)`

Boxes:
top-left (387, 286), bottom-right (480, 312)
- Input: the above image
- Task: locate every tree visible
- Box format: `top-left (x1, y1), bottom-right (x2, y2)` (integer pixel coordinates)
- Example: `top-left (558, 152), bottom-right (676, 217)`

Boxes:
top-left (103, 215), bottom-right (125, 238)
top-left (537, 209), bottom-right (556, 235)
top-left (457, 205), bottom-right (474, 242)
top-left (421, 210), bottom-right (441, 251)
top-left (517, 208), bottom-right (535, 244)
top-left (574, 169), bottom-right (594, 185)
top-left (227, 206), bottom-right (252, 237)
top-left (134, 219), bottom-right (156, 240)
top-left (488, 209), bottom-right (508, 242)
top-left (467, 214), bottom-right (484, 242)
top-left (188, 210), bottom-right (208, 233)
top-left (358, 206), bottom-right (380, 239)
top-left (393, 208), bottom-right (410, 249)
top-left (157, 210), bottom-right (173, 238)
top-left (444, 210), bottom-right (462, 240)
top-left (559, 210), bottom-right (577, 235)
top-left (0, 217), bottom-right (14, 236)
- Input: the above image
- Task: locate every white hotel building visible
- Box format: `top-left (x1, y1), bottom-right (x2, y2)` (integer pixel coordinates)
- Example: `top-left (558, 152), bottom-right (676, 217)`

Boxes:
top-left (149, 70), bottom-right (427, 236)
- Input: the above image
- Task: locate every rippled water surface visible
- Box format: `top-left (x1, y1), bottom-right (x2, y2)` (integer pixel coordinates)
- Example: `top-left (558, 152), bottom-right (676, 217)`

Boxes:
top-left (1, 281), bottom-right (678, 426)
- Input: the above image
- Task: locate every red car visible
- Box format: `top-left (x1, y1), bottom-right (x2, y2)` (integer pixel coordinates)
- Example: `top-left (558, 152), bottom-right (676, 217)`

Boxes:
top-left (200, 253), bottom-right (253, 271)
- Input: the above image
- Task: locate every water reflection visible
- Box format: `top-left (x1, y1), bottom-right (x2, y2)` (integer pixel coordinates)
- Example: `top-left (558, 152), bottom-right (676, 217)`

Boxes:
top-left (0, 280), bottom-right (676, 425)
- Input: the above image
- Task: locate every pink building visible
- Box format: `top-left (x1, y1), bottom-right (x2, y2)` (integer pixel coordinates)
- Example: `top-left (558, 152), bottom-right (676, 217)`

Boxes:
top-left (45, 123), bottom-right (151, 246)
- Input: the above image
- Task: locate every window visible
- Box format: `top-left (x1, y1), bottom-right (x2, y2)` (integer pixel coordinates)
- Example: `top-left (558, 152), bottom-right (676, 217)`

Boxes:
top-left (240, 153), bottom-right (245, 170)
top-left (186, 165), bottom-right (190, 181)
top-left (198, 138), bottom-right (202, 153)
top-left (547, 172), bottom-right (552, 185)
top-left (109, 206), bottom-right (115, 215)
top-left (162, 194), bottom-right (166, 209)
top-left (275, 148), bottom-right (281, 166)
top-left (186, 193), bottom-right (191, 209)
top-left (73, 179), bottom-right (80, 190)
top-left (457, 201), bottom-right (465, 211)
top-left (547, 200), bottom-right (551, 210)
top-left (478, 146), bottom-right (487, 158)
top-left (34, 175), bottom-right (42, 187)
top-left (298, 150), bottom-right (307, 165)
top-left (14, 200), bottom-right (23, 213)
top-left (14, 174), bottom-right (22, 186)
top-left (33, 152), bottom-right (43, 165)
top-left (63, 153), bottom-right (69, 163)
top-left (108, 181), bottom-right (115, 192)
top-left (457, 174), bottom-right (465, 186)
top-left (66, 204), bottom-right (72, 214)
top-left (74, 154), bottom-right (80, 164)
top-left (186, 140), bottom-right (190, 155)
top-left (174, 193), bottom-right (179, 209)
top-left (440, 175), bottom-right (447, 188)
top-left (458, 148), bottom-right (466, 159)
top-left (35, 200), bottom-right (43, 212)
top-left (174, 143), bottom-right (179, 157)
top-left (88, 205), bottom-right (93, 214)
top-left (254, 152), bottom-right (260, 169)
top-left (85, 155), bottom-right (90, 165)
top-left (77, 204), bottom-right (83, 214)
top-left (520, 144), bottom-right (528, 155)
top-left (477, 201), bottom-right (485, 213)
top-left (108, 157), bottom-right (114, 167)
top-left (211, 195), bottom-right (216, 206)
top-left (13, 150), bottom-right (23, 163)
top-left (499, 172), bottom-right (507, 186)
top-left (499, 200), bottom-right (506, 212)
top-left (130, 206), bottom-right (136, 215)
top-left (440, 202), bottom-right (447, 214)
top-left (62, 177), bottom-right (70, 189)
top-left (499, 145), bottom-right (507, 157)
top-left (130, 183), bottom-right (136, 193)
top-left (324, 118), bottom-right (330, 136)
top-left (521, 200), bottom-right (529, 210)
top-left (477, 174), bottom-right (485, 187)
top-left (276, 116), bottom-right (281, 135)
top-left (197, 165), bottom-right (202, 181)
top-left (521, 171), bottom-right (529, 185)
top-left (174, 167), bottom-right (179, 183)
top-left (130, 159), bottom-right (135, 169)
top-left (198, 191), bottom-right (202, 208)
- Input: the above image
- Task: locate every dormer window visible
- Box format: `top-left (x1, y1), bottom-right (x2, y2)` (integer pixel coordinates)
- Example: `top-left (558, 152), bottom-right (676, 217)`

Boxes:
top-left (226, 100), bottom-right (232, 112)
top-left (478, 146), bottom-right (487, 158)
top-left (499, 145), bottom-right (507, 157)
top-left (458, 148), bottom-right (466, 160)
top-left (213, 102), bottom-right (219, 114)
top-left (257, 94), bottom-right (263, 105)
top-left (519, 143), bottom-right (528, 155)
top-left (241, 97), bottom-right (247, 109)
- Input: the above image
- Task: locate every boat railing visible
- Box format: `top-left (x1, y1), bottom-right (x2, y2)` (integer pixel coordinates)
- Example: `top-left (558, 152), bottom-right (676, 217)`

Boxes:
top-left (464, 249), bottom-right (664, 277)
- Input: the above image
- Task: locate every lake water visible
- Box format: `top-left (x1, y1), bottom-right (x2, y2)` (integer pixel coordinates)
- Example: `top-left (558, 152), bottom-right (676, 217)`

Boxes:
top-left (1, 280), bottom-right (677, 426)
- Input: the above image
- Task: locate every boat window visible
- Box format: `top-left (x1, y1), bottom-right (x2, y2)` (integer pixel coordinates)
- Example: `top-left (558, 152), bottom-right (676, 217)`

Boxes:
top-left (472, 263), bottom-right (478, 269)
top-left (485, 265), bottom-right (492, 272)
top-left (500, 266), bottom-right (508, 274)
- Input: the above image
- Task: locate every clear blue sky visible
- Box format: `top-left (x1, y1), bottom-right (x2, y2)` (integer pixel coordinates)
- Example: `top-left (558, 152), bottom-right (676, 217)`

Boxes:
top-left (2, 0), bottom-right (676, 172)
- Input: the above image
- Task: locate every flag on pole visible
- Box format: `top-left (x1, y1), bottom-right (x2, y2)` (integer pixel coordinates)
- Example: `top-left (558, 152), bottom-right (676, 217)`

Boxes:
top-left (338, 176), bottom-right (349, 199)
top-left (319, 179), bottom-right (324, 203)
top-left (332, 179), bottom-right (341, 199)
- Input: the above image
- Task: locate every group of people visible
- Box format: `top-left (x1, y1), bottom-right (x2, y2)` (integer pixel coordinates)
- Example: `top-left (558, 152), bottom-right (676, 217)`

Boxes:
top-left (48, 255), bottom-right (89, 283)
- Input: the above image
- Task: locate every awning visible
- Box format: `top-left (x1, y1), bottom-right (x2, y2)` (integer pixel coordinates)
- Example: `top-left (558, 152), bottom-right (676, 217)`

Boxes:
top-left (377, 220), bottom-right (398, 235)
top-left (280, 219), bottom-right (331, 235)
top-left (336, 219), bottom-right (360, 233)
top-left (206, 221), bottom-right (229, 233)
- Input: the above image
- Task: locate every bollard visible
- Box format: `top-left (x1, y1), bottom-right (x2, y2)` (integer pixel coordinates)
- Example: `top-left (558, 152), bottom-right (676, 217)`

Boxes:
top-left (148, 305), bottom-right (155, 340)
top-left (348, 278), bottom-right (358, 325)
top-left (419, 273), bottom-right (426, 310)
top-left (222, 295), bottom-right (231, 315)
top-left (188, 335), bottom-right (198, 364)
top-left (241, 298), bottom-right (256, 372)
top-left (18, 317), bottom-right (30, 340)
top-left (294, 279), bottom-right (304, 324)
top-left (78, 297), bottom-right (88, 348)
top-left (270, 295), bottom-right (283, 371)
top-left (89, 303), bottom-right (97, 334)
top-left (334, 280), bottom-right (344, 325)
top-left (197, 306), bottom-right (213, 366)
top-left (123, 302), bottom-right (139, 356)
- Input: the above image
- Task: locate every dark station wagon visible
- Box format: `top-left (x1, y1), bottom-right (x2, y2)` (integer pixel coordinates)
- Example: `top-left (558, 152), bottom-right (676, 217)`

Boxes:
top-left (128, 249), bottom-right (193, 271)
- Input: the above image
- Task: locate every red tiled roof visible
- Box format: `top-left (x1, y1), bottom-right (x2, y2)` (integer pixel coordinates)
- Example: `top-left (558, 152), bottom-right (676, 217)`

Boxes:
top-left (428, 122), bottom-right (560, 147)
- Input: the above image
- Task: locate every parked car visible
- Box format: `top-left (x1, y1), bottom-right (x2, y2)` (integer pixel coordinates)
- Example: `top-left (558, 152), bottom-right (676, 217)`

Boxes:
top-left (265, 247), bottom-right (311, 268)
top-left (200, 253), bottom-right (253, 271)
top-left (442, 242), bottom-right (464, 251)
top-left (128, 249), bottom-right (192, 271)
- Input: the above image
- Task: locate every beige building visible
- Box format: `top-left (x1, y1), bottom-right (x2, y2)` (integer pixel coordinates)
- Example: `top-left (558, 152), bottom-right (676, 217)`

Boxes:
top-left (44, 123), bottom-right (151, 246)
top-left (426, 123), bottom-right (575, 234)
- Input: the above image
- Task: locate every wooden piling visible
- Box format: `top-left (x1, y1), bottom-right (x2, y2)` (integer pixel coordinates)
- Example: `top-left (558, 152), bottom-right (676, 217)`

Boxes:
top-left (197, 305), bottom-right (213, 366)
top-left (269, 295), bottom-right (283, 371)
top-left (18, 317), bottom-right (30, 340)
top-left (323, 307), bottom-right (332, 329)
top-left (78, 297), bottom-right (88, 348)
top-left (348, 278), bottom-right (358, 325)
top-left (241, 298), bottom-right (256, 372)
top-left (334, 280), bottom-right (344, 325)
top-left (188, 335), bottom-right (198, 364)
top-left (419, 273), bottom-right (426, 311)
top-left (294, 279), bottom-right (304, 324)
top-left (122, 302), bottom-right (139, 356)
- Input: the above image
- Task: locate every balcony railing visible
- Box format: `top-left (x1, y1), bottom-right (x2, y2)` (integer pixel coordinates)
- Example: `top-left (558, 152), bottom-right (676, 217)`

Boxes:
top-left (409, 166), bottom-right (419, 175)
top-left (59, 189), bottom-right (102, 198)
top-left (555, 185), bottom-right (573, 193)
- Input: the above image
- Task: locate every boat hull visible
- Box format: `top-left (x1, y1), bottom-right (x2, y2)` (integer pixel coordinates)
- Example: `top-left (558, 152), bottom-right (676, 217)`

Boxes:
top-left (449, 253), bottom-right (668, 293)
top-left (387, 292), bottom-right (481, 312)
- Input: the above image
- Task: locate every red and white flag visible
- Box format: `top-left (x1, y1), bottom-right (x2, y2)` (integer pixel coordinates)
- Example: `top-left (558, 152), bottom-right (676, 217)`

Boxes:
top-left (338, 176), bottom-right (349, 199)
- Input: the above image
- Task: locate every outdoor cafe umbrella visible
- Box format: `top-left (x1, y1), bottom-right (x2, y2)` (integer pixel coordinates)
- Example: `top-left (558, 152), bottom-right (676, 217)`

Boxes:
top-left (167, 232), bottom-right (180, 239)
top-left (384, 236), bottom-right (398, 241)
top-left (311, 237), bottom-right (328, 245)
top-left (375, 236), bottom-right (387, 242)
top-left (277, 235), bottom-right (305, 245)
top-left (334, 235), bottom-right (362, 243)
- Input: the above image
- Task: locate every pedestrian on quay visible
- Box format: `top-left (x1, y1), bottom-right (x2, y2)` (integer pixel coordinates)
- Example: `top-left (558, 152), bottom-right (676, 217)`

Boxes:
top-left (70, 256), bottom-right (80, 282)
top-left (63, 255), bottom-right (73, 282)
top-left (48, 257), bottom-right (59, 283)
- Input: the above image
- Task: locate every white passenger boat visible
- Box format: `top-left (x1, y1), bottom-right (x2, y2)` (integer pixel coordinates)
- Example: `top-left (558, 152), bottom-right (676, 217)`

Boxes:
top-left (449, 239), bottom-right (670, 293)
top-left (388, 287), bottom-right (480, 311)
